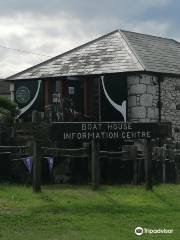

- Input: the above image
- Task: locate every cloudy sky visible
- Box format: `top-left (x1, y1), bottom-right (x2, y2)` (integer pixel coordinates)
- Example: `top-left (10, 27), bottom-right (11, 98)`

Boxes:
top-left (0, 0), bottom-right (179, 78)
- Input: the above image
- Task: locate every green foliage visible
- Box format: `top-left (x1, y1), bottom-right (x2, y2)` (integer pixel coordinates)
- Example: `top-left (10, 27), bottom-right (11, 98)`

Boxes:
top-left (0, 184), bottom-right (179, 239)
top-left (0, 96), bottom-right (19, 122)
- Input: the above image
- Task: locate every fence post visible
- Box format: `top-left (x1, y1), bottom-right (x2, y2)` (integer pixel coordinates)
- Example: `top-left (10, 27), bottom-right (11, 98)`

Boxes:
top-left (162, 146), bottom-right (166, 183)
top-left (33, 140), bottom-right (41, 192)
top-left (83, 142), bottom-right (91, 183)
top-left (91, 140), bottom-right (100, 190)
top-left (130, 146), bottom-right (138, 185)
top-left (174, 149), bottom-right (180, 184)
top-left (32, 110), bottom-right (41, 193)
top-left (144, 139), bottom-right (153, 190)
top-left (0, 124), bottom-right (1, 145)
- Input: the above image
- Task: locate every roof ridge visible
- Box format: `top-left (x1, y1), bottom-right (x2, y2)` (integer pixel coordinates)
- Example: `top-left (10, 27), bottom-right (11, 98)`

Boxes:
top-left (119, 30), bottom-right (145, 71)
top-left (6, 30), bottom-right (119, 80)
top-left (120, 29), bottom-right (179, 43)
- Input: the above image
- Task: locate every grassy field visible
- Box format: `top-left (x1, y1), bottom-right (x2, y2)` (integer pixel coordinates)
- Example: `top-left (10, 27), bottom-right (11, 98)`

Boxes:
top-left (0, 184), bottom-right (179, 240)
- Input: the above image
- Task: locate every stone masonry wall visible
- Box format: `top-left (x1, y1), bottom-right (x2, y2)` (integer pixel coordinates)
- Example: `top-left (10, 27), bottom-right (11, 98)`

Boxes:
top-left (127, 74), bottom-right (159, 123)
top-left (127, 74), bottom-right (180, 142)
top-left (161, 76), bottom-right (180, 142)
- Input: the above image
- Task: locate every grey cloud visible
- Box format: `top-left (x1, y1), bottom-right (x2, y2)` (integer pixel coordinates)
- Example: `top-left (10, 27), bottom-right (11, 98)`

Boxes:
top-left (0, 0), bottom-right (175, 37)
top-left (0, 0), bottom-right (172, 20)
top-left (0, 0), bottom-right (178, 78)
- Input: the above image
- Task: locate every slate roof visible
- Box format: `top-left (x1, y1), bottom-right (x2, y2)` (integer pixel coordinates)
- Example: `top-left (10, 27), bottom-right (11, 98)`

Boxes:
top-left (7, 29), bottom-right (180, 80)
top-left (122, 30), bottom-right (180, 74)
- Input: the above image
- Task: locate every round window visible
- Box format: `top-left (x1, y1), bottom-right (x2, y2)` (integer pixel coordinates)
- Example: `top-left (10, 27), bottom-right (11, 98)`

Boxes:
top-left (15, 86), bottom-right (31, 104)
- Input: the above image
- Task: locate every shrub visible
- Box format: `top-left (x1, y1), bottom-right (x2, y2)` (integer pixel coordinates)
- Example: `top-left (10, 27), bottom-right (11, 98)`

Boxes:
top-left (0, 96), bottom-right (19, 123)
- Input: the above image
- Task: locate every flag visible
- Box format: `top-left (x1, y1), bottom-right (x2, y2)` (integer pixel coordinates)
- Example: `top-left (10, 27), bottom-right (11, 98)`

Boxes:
top-left (23, 157), bottom-right (33, 174)
top-left (47, 157), bottom-right (54, 174)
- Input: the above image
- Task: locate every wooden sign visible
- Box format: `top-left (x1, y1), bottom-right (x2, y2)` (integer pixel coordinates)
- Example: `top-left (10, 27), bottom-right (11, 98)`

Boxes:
top-left (51, 122), bottom-right (171, 141)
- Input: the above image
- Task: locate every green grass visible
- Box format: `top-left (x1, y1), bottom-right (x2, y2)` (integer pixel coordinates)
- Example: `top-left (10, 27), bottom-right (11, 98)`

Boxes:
top-left (0, 184), bottom-right (180, 240)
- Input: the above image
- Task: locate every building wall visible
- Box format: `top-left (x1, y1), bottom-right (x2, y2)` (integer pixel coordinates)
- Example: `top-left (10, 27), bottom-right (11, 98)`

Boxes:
top-left (127, 73), bottom-right (180, 142)
top-left (0, 80), bottom-right (10, 99)
top-left (161, 76), bottom-right (180, 142)
top-left (127, 74), bottom-right (159, 122)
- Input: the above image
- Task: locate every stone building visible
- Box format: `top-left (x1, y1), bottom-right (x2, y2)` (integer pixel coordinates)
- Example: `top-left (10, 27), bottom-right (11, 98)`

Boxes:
top-left (6, 29), bottom-right (180, 142)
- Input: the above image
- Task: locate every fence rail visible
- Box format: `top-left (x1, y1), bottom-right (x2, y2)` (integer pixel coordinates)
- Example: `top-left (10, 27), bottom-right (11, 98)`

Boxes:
top-left (0, 143), bottom-right (180, 185)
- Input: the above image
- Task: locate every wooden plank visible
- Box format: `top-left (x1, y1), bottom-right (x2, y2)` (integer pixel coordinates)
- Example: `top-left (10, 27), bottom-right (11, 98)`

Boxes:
top-left (0, 146), bottom-right (28, 148)
top-left (41, 147), bottom-right (88, 156)
top-left (0, 152), bottom-right (11, 154)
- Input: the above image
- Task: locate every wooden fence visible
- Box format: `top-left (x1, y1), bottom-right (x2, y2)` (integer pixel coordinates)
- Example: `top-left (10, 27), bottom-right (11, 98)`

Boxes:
top-left (0, 143), bottom-right (180, 188)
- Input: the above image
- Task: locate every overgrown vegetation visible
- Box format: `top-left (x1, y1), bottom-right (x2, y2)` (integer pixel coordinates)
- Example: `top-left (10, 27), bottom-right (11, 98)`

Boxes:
top-left (0, 184), bottom-right (179, 240)
top-left (0, 96), bottom-right (19, 123)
